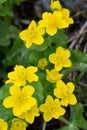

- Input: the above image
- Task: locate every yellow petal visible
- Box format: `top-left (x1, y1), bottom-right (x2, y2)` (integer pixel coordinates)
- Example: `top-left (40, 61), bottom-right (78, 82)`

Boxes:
top-left (19, 30), bottom-right (29, 41)
top-left (49, 53), bottom-right (57, 63)
top-left (56, 46), bottom-right (64, 54)
top-left (3, 96), bottom-right (14, 108)
top-left (55, 64), bottom-right (62, 71)
top-left (46, 27), bottom-right (57, 36)
top-left (43, 112), bottom-right (52, 122)
top-left (69, 94), bottom-right (77, 105)
top-left (34, 36), bottom-right (44, 45)
top-left (39, 104), bottom-right (47, 112)
top-left (63, 59), bottom-right (72, 67)
top-left (10, 85), bottom-right (20, 95)
top-left (13, 106), bottom-right (23, 116)
top-left (22, 85), bottom-right (34, 97)
top-left (67, 82), bottom-right (75, 93)
top-left (25, 41), bottom-right (32, 48)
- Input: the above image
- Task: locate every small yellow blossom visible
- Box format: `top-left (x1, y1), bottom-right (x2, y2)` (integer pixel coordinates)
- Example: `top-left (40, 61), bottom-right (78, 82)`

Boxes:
top-left (61, 8), bottom-right (74, 27)
top-left (38, 58), bottom-right (48, 70)
top-left (0, 118), bottom-right (8, 130)
top-left (19, 105), bottom-right (40, 124)
top-left (39, 11), bottom-right (68, 36)
top-left (54, 80), bottom-right (77, 106)
top-left (6, 65), bottom-right (38, 86)
top-left (3, 85), bottom-right (37, 116)
top-left (19, 20), bottom-right (44, 48)
top-left (50, 0), bottom-right (62, 11)
top-left (39, 95), bottom-right (65, 122)
top-left (46, 68), bottom-right (63, 83)
top-left (10, 118), bottom-right (27, 130)
top-left (49, 46), bottom-right (72, 71)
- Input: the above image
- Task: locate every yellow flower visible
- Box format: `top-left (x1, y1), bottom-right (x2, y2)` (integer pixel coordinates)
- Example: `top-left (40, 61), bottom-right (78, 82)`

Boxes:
top-left (6, 65), bottom-right (38, 86)
top-left (61, 8), bottom-right (74, 27)
top-left (39, 11), bottom-right (68, 36)
top-left (50, 0), bottom-right (62, 11)
top-left (38, 58), bottom-right (48, 70)
top-left (46, 68), bottom-right (63, 83)
top-left (39, 95), bottom-right (65, 122)
top-left (19, 20), bottom-right (44, 48)
top-left (54, 80), bottom-right (77, 106)
top-left (10, 118), bottom-right (27, 130)
top-left (49, 46), bottom-right (72, 71)
top-left (3, 85), bottom-right (37, 116)
top-left (19, 105), bottom-right (40, 124)
top-left (0, 118), bottom-right (8, 130)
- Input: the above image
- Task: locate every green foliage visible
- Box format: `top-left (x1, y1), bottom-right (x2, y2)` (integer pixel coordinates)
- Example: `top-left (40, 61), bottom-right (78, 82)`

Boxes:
top-left (0, 20), bottom-right (20, 46)
top-left (0, 0), bottom-right (87, 129)
top-left (30, 81), bottom-right (44, 105)
top-left (0, 0), bottom-right (7, 4)
top-left (0, 84), bottom-right (13, 129)
top-left (70, 103), bottom-right (87, 129)
top-left (57, 103), bottom-right (87, 130)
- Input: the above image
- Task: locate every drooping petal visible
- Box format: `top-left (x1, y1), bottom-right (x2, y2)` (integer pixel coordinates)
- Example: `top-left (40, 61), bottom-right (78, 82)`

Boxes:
top-left (43, 112), bottom-right (52, 122)
top-left (46, 27), bottom-right (57, 36)
top-left (13, 106), bottom-right (23, 116)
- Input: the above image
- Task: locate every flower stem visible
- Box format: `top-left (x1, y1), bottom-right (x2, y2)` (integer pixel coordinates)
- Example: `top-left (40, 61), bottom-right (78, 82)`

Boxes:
top-left (42, 121), bottom-right (46, 130)
top-left (59, 117), bottom-right (70, 125)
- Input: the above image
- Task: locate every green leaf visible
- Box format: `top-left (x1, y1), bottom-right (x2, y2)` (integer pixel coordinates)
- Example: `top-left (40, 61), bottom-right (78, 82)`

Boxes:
top-left (28, 50), bottom-right (43, 66)
top-left (2, 39), bottom-right (30, 66)
top-left (0, 5), bottom-right (13, 16)
top-left (0, 84), bottom-right (13, 129)
top-left (0, 0), bottom-right (7, 4)
top-left (0, 20), bottom-right (20, 46)
top-left (30, 36), bottom-right (51, 51)
top-left (0, 104), bottom-right (13, 121)
top-left (59, 125), bottom-right (79, 130)
top-left (0, 84), bottom-right (11, 101)
top-left (70, 103), bottom-right (87, 130)
top-left (62, 63), bottom-right (87, 75)
top-left (9, 0), bottom-right (26, 5)
top-left (71, 50), bottom-right (87, 64)
top-left (30, 82), bottom-right (44, 105)
top-left (51, 29), bottom-right (68, 47)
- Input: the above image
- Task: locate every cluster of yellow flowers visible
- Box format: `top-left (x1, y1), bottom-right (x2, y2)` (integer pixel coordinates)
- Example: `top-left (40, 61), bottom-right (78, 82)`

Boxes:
top-left (39, 46), bottom-right (77, 122)
top-left (3, 65), bottom-right (40, 126)
top-left (0, 0), bottom-right (77, 130)
top-left (19, 0), bottom-right (74, 48)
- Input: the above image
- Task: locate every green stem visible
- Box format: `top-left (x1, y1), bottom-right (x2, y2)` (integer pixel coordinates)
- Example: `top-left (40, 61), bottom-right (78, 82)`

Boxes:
top-left (59, 117), bottom-right (70, 125)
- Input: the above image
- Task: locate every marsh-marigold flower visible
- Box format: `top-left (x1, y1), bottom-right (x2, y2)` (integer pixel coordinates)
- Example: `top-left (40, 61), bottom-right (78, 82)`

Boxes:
top-left (46, 68), bottom-right (63, 83)
top-left (49, 46), bottom-right (72, 71)
top-left (38, 58), bottom-right (48, 70)
top-left (39, 95), bottom-right (65, 122)
top-left (6, 65), bottom-right (38, 86)
top-left (19, 104), bottom-right (40, 124)
top-left (0, 118), bottom-right (8, 130)
top-left (50, 0), bottom-right (62, 11)
top-left (61, 8), bottom-right (74, 28)
top-left (3, 85), bottom-right (37, 116)
top-left (10, 118), bottom-right (27, 130)
top-left (19, 20), bottom-right (44, 48)
top-left (39, 11), bottom-right (68, 36)
top-left (54, 80), bottom-right (77, 106)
